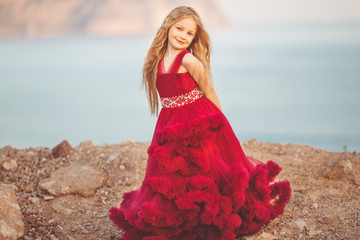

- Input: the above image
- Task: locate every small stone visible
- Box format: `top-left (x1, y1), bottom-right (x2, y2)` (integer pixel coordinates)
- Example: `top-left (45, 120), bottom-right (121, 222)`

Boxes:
top-left (307, 230), bottom-right (323, 236)
top-left (50, 234), bottom-right (59, 240)
top-left (243, 235), bottom-right (256, 240)
top-left (281, 218), bottom-right (306, 233)
top-left (302, 206), bottom-right (309, 214)
top-left (2, 159), bottom-right (18, 170)
top-left (258, 232), bottom-right (274, 240)
top-left (309, 202), bottom-right (318, 209)
top-left (318, 216), bottom-right (338, 224)
top-left (0, 145), bottom-right (13, 156)
top-left (292, 191), bottom-right (307, 206)
top-left (294, 218), bottom-right (307, 231)
top-left (306, 224), bottom-right (316, 232)
top-left (249, 138), bottom-right (258, 144)
top-left (43, 195), bottom-right (55, 200)
top-left (52, 140), bottom-right (73, 158)
top-left (106, 153), bottom-right (118, 163)
top-left (77, 140), bottom-right (94, 148)
top-left (66, 235), bottom-right (75, 240)
top-left (26, 151), bottom-right (36, 156)
top-left (29, 197), bottom-right (40, 204)
top-left (355, 177), bottom-right (360, 186)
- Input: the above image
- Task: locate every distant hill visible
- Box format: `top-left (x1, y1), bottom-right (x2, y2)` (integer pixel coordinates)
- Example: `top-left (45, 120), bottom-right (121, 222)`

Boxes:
top-left (0, 0), bottom-right (227, 38)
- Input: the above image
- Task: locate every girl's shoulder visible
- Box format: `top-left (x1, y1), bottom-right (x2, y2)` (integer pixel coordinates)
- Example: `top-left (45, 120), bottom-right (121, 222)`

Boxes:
top-left (182, 51), bottom-right (201, 67)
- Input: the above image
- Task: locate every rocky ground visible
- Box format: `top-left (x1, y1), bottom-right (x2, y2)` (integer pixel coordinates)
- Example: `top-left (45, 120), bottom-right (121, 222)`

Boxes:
top-left (0, 139), bottom-right (359, 240)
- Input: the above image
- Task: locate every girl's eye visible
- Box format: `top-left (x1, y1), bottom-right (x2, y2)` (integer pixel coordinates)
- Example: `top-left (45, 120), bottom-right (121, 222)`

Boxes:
top-left (188, 32), bottom-right (193, 36)
top-left (177, 27), bottom-right (182, 31)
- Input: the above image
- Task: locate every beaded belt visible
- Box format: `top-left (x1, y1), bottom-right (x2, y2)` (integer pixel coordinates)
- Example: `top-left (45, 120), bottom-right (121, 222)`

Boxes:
top-left (160, 88), bottom-right (203, 108)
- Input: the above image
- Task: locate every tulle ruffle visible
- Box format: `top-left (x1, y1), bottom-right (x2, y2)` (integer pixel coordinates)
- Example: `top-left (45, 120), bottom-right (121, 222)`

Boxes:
top-left (109, 112), bottom-right (291, 240)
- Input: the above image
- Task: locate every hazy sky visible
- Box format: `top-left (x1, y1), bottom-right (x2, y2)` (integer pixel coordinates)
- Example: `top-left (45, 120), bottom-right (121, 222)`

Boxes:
top-left (218, 0), bottom-right (360, 24)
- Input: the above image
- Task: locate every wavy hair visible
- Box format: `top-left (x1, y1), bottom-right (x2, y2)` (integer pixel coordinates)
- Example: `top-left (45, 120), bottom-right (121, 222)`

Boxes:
top-left (142, 6), bottom-right (212, 115)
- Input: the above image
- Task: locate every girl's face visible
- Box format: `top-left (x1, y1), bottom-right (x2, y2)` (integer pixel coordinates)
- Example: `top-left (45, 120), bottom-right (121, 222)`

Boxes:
top-left (167, 17), bottom-right (197, 51)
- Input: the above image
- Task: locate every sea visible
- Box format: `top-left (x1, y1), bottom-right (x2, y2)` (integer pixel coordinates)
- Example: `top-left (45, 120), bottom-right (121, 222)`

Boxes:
top-left (1, 22), bottom-right (359, 152)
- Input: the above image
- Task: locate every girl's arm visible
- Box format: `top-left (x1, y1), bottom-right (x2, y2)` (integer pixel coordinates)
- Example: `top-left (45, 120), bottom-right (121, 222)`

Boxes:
top-left (182, 53), bottom-right (222, 111)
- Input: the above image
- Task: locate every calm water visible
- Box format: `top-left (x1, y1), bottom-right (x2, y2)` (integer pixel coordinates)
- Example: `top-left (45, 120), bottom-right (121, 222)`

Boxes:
top-left (1, 23), bottom-right (360, 152)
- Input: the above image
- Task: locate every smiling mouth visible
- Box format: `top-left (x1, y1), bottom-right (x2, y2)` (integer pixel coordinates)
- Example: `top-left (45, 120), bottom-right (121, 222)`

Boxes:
top-left (176, 39), bottom-right (185, 44)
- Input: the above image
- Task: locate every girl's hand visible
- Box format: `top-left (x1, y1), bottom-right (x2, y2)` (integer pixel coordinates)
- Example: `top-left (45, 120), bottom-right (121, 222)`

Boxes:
top-left (182, 53), bottom-right (222, 111)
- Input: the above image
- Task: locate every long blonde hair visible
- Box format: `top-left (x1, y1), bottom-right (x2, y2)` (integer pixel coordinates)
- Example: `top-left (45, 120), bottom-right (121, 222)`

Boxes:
top-left (142, 6), bottom-right (212, 115)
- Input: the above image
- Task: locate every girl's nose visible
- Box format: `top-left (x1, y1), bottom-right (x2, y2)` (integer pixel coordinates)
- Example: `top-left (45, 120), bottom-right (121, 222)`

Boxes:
top-left (179, 32), bottom-right (186, 39)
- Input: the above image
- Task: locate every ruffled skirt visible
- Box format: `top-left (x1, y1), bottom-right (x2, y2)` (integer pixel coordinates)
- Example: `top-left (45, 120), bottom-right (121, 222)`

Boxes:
top-left (109, 97), bottom-right (291, 240)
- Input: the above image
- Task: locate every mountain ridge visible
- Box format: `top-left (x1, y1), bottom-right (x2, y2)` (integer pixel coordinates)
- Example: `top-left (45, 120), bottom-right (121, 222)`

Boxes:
top-left (0, 0), bottom-right (227, 38)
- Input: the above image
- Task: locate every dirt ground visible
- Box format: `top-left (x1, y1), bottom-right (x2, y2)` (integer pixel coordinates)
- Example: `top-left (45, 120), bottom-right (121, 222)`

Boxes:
top-left (1, 139), bottom-right (359, 240)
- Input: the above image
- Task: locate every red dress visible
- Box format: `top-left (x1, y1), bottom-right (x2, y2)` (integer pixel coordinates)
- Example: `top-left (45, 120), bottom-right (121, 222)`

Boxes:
top-left (109, 49), bottom-right (291, 240)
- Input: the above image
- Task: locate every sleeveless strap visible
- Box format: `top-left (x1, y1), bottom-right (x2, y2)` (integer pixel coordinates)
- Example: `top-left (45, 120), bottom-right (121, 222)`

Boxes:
top-left (167, 49), bottom-right (190, 74)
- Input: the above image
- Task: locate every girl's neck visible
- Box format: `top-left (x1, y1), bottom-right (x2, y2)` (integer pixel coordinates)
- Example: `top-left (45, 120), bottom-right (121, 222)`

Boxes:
top-left (164, 46), bottom-right (184, 60)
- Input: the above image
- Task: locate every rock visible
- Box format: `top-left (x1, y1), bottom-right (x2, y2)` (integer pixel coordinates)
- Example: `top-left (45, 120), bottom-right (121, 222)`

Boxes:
top-left (322, 158), bottom-right (359, 184)
top-left (307, 230), bottom-right (323, 237)
top-left (39, 164), bottom-right (107, 197)
top-left (106, 153), bottom-right (118, 163)
top-left (248, 138), bottom-right (259, 144)
top-left (306, 224), bottom-right (316, 232)
top-left (294, 218), bottom-right (307, 231)
top-left (77, 140), bottom-right (94, 149)
top-left (51, 202), bottom-right (73, 215)
top-left (50, 235), bottom-right (59, 240)
top-left (281, 218), bottom-right (306, 234)
top-left (309, 202), bottom-right (318, 209)
top-left (52, 140), bottom-right (73, 158)
top-left (43, 195), bottom-right (55, 201)
top-left (306, 224), bottom-right (322, 237)
top-left (0, 184), bottom-right (24, 239)
top-left (2, 159), bottom-right (18, 170)
top-left (317, 216), bottom-right (338, 224)
top-left (124, 139), bottom-right (136, 144)
top-left (66, 235), bottom-right (75, 240)
top-left (244, 232), bottom-right (275, 240)
top-left (258, 232), bottom-right (274, 240)
top-left (0, 145), bottom-right (13, 156)
top-left (29, 196), bottom-right (40, 204)
top-left (292, 191), bottom-right (307, 207)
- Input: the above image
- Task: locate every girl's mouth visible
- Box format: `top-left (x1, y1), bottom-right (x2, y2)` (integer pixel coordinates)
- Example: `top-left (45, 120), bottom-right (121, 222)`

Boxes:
top-left (176, 39), bottom-right (185, 44)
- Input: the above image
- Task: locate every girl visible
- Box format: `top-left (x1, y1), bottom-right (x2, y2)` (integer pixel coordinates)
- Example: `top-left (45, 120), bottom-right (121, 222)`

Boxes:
top-left (109, 6), bottom-right (291, 240)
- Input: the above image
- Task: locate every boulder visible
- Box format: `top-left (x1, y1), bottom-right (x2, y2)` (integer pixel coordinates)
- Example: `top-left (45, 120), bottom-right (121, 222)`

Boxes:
top-left (0, 184), bottom-right (24, 240)
top-left (2, 159), bottom-right (18, 171)
top-left (39, 164), bottom-right (107, 197)
top-left (323, 158), bottom-right (360, 185)
top-left (52, 140), bottom-right (73, 158)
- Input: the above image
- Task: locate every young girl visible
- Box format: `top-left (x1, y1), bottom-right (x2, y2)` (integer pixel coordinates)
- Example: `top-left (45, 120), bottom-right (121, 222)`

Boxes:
top-left (109, 6), bottom-right (291, 240)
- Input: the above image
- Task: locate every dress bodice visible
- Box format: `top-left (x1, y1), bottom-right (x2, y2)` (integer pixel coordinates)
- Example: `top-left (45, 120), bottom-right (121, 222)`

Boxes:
top-left (156, 49), bottom-right (198, 98)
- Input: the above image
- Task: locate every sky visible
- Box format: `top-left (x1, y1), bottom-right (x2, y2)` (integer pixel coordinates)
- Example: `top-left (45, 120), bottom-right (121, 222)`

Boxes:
top-left (217, 0), bottom-right (360, 25)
